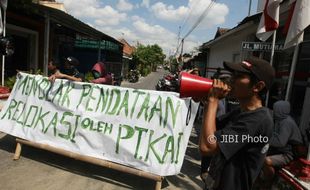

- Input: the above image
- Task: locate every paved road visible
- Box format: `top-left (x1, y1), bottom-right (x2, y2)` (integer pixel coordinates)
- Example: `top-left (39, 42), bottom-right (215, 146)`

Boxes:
top-left (0, 70), bottom-right (203, 190)
top-left (121, 68), bottom-right (168, 90)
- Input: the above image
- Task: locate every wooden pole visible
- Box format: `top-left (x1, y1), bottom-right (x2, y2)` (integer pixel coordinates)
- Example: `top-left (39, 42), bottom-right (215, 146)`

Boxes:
top-left (15, 138), bottom-right (163, 189)
top-left (155, 180), bottom-right (162, 190)
top-left (13, 142), bottom-right (22, 160)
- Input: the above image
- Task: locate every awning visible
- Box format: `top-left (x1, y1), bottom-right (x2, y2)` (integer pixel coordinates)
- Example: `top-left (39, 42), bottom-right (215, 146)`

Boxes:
top-left (35, 3), bottom-right (122, 46)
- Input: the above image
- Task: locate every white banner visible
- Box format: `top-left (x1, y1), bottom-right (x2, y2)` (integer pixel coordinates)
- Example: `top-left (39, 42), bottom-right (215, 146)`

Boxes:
top-left (0, 73), bottom-right (199, 176)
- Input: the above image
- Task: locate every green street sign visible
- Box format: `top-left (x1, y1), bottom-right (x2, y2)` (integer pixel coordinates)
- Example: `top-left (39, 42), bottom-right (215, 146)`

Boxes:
top-left (75, 39), bottom-right (119, 52)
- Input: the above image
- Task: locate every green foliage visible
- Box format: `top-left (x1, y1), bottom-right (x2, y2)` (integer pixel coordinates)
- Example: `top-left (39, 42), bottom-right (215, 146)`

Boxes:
top-left (33, 69), bottom-right (43, 75)
top-left (141, 67), bottom-right (151, 77)
top-left (4, 69), bottom-right (44, 90)
top-left (85, 72), bottom-right (95, 82)
top-left (168, 55), bottom-right (179, 73)
top-left (4, 75), bottom-right (16, 90)
top-left (132, 44), bottom-right (166, 76)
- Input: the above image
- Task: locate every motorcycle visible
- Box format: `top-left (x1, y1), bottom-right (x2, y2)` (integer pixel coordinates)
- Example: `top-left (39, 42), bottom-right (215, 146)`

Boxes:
top-left (128, 70), bottom-right (140, 83)
top-left (156, 73), bottom-right (179, 92)
top-left (111, 73), bottom-right (123, 86)
top-left (274, 157), bottom-right (310, 190)
top-left (253, 142), bottom-right (310, 189)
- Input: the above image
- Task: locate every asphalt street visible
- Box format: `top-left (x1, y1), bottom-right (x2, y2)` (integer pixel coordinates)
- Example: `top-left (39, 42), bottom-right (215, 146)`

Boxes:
top-left (0, 69), bottom-right (204, 190)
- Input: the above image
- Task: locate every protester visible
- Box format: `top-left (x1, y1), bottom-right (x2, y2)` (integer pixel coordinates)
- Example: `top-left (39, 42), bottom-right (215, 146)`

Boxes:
top-left (261, 100), bottom-right (303, 187)
top-left (199, 56), bottom-right (275, 190)
top-left (200, 73), bottom-right (230, 185)
top-left (47, 59), bottom-right (59, 76)
top-left (91, 61), bottom-right (112, 85)
top-left (49, 56), bottom-right (84, 82)
top-left (188, 67), bottom-right (200, 76)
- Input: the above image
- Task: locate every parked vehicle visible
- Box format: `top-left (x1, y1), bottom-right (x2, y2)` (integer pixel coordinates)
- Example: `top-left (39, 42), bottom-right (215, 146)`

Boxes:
top-left (156, 73), bottom-right (179, 92)
top-left (274, 157), bottom-right (310, 190)
top-left (253, 132), bottom-right (310, 190)
top-left (111, 73), bottom-right (123, 86)
top-left (128, 70), bottom-right (139, 83)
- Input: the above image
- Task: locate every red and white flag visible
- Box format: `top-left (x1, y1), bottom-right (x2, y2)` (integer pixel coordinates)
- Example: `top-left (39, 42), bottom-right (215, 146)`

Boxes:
top-left (284, 0), bottom-right (310, 49)
top-left (256, 0), bottom-right (283, 41)
top-left (0, 0), bottom-right (7, 10)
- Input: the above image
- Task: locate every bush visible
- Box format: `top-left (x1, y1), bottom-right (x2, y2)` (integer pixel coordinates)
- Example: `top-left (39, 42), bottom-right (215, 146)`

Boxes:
top-left (4, 75), bottom-right (16, 90)
top-left (84, 72), bottom-right (94, 82)
top-left (4, 69), bottom-right (43, 90)
top-left (141, 67), bottom-right (151, 76)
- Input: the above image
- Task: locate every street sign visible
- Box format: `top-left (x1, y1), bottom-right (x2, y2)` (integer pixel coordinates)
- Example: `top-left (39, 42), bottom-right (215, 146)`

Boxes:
top-left (75, 39), bottom-right (120, 52)
top-left (242, 42), bottom-right (284, 52)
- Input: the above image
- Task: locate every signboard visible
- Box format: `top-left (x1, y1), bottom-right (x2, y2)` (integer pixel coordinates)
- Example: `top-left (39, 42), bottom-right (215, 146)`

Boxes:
top-left (0, 73), bottom-right (198, 176)
top-left (75, 39), bottom-right (120, 52)
top-left (242, 42), bottom-right (284, 52)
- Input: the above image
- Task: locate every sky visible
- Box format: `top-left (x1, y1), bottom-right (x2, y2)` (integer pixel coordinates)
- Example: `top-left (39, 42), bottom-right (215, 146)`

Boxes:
top-left (56, 0), bottom-right (260, 56)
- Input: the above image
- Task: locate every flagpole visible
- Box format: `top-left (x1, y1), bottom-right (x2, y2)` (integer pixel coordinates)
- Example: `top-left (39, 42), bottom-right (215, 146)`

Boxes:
top-left (285, 32), bottom-right (303, 101)
top-left (248, 0), bottom-right (252, 16)
top-left (1, 9), bottom-right (6, 86)
top-left (270, 31), bottom-right (276, 66)
top-left (265, 30), bottom-right (276, 106)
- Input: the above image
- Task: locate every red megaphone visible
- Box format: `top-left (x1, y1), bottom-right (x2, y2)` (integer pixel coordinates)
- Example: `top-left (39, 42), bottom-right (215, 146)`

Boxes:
top-left (179, 72), bottom-right (213, 98)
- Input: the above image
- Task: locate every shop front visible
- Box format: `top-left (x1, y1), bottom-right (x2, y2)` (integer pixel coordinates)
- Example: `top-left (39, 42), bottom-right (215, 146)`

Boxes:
top-left (2, 0), bottom-right (123, 83)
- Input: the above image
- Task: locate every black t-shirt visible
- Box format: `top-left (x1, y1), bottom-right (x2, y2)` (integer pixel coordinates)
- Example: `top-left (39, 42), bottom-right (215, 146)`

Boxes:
top-left (214, 107), bottom-right (273, 190)
top-left (61, 67), bottom-right (85, 81)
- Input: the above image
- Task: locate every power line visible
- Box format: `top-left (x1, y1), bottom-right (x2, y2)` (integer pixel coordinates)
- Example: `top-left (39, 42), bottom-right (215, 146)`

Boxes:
top-left (175, 0), bottom-right (202, 56)
top-left (179, 0), bottom-right (202, 34)
top-left (174, 0), bottom-right (217, 58)
top-left (183, 0), bottom-right (216, 39)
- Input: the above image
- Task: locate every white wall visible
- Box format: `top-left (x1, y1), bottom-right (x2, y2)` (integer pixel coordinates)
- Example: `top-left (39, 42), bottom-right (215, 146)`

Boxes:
top-left (206, 24), bottom-right (257, 77)
top-left (257, 0), bottom-right (266, 12)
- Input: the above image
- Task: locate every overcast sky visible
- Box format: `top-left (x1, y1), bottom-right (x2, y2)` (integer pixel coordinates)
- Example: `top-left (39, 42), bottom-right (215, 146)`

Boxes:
top-left (56, 0), bottom-right (259, 55)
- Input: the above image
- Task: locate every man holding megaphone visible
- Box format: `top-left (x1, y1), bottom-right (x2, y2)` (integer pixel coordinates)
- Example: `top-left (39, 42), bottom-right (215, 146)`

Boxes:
top-left (180, 57), bottom-right (275, 190)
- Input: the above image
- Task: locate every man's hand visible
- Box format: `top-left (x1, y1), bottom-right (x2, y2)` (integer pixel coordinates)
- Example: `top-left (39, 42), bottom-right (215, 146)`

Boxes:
top-left (48, 71), bottom-right (64, 82)
top-left (208, 79), bottom-right (231, 100)
top-left (48, 74), bottom-right (56, 82)
top-left (192, 79), bottom-right (230, 105)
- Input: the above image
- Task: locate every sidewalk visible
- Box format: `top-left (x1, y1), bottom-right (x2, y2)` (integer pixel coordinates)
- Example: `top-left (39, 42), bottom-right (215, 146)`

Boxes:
top-left (0, 122), bottom-right (203, 190)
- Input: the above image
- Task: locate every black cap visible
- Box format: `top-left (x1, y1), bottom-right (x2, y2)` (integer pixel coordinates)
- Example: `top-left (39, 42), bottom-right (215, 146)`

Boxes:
top-left (223, 57), bottom-right (275, 89)
top-left (65, 56), bottom-right (79, 66)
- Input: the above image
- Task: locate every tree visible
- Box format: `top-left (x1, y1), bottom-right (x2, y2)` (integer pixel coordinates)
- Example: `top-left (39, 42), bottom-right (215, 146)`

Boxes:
top-left (132, 44), bottom-right (166, 76)
top-left (168, 55), bottom-right (179, 73)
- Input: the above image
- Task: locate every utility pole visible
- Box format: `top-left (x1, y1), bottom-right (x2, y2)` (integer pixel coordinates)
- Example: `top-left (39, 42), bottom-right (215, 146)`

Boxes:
top-left (248, 0), bottom-right (252, 16)
top-left (179, 39), bottom-right (184, 71)
top-left (176, 26), bottom-right (181, 55)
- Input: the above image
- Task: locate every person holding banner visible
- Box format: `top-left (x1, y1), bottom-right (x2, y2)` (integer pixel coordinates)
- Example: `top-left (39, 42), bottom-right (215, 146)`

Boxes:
top-left (47, 59), bottom-right (60, 76)
top-left (49, 56), bottom-right (84, 82)
top-left (199, 57), bottom-right (275, 190)
top-left (91, 61), bottom-right (112, 85)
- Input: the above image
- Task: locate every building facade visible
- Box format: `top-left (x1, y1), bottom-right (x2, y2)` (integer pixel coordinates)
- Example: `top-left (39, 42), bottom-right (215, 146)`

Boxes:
top-left (2, 0), bottom-right (123, 80)
top-left (200, 0), bottom-right (310, 136)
